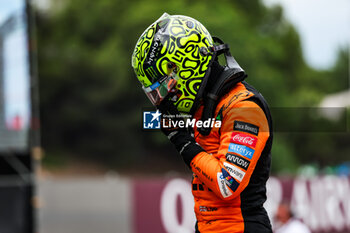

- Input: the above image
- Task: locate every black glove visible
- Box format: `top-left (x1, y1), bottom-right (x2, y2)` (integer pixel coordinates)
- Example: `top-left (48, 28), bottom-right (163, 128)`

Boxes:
top-left (157, 99), bottom-right (205, 167)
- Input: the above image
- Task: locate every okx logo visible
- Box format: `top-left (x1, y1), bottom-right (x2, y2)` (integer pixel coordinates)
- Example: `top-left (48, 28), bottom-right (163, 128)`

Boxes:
top-left (143, 110), bottom-right (161, 129)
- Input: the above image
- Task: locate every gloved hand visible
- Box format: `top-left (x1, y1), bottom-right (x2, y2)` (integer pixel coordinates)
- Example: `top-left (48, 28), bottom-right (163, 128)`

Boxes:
top-left (157, 98), bottom-right (187, 136)
top-left (157, 99), bottom-right (205, 167)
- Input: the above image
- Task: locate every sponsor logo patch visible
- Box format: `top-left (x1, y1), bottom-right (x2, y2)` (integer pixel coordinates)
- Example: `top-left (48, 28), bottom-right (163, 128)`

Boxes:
top-left (226, 153), bottom-right (251, 170)
top-left (217, 172), bottom-right (233, 198)
top-left (199, 206), bottom-right (218, 212)
top-left (228, 143), bottom-right (255, 159)
top-left (224, 162), bottom-right (246, 182)
top-left (221, 168), bottom-right (239, 191)
top-left (233, 121), bottom-right (259, 136)
top-left (230, 132), bottom-right (257, 148)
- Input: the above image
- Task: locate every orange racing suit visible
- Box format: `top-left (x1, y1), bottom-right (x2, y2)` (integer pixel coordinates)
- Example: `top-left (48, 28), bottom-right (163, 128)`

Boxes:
top-left (190, 81), bottom-right (273, 233)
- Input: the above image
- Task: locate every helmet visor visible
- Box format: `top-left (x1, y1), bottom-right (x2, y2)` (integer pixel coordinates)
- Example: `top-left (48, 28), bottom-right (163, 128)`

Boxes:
top-left (143, 73), bottom-right (178, 106)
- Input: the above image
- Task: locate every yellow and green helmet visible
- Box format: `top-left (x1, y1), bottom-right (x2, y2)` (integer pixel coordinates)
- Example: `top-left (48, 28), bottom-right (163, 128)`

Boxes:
top-left (131, 13), bottom-right (214, 114)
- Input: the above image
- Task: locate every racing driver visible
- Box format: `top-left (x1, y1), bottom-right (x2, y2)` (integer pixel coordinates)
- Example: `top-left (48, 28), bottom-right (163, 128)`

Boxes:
top-left (131, 13), bottom-right (273, 233)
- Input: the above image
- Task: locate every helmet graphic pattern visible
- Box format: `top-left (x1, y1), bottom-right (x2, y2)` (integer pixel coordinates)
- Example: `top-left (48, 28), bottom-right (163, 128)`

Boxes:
top-left (132, 14), bottom-right (214, 113)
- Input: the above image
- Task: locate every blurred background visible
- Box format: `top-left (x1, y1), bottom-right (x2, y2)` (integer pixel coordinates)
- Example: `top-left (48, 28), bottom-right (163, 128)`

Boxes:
top-left (0, 0), bottom-right (349, 232)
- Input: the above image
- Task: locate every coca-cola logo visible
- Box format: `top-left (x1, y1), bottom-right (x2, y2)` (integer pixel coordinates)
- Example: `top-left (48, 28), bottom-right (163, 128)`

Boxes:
top-left (230, 132), bottom-right (257, 148)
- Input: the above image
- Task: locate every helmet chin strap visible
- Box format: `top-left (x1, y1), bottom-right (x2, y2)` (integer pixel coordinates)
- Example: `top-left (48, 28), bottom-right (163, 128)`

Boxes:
top-left (197, 36), bottom-right (247, 136)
